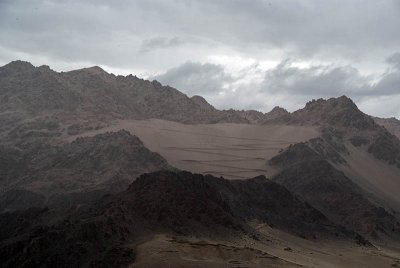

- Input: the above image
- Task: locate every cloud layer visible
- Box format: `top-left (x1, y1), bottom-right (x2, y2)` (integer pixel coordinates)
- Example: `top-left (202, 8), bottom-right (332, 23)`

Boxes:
top-left (155, 56), bottom-right (400, 117)
top-left (1, 0), bottom-right (399, 117)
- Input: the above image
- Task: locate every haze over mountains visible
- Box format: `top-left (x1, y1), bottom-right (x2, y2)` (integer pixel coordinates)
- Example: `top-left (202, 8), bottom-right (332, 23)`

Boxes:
top-left (1, 61), bottom-right (400, 267)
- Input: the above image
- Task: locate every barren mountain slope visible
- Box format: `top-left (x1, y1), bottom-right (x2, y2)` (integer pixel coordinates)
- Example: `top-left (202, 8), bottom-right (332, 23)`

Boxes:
top-left (0, 130), bottom-right (170, 212)
top-left (267, 97), bottom-right (400, 239)
top-left (0, 61), bottom-right (273, 146)
top-left (269, 142), bottom-right (400, 238)
top-left (0, 61), bottom-right (327, 147)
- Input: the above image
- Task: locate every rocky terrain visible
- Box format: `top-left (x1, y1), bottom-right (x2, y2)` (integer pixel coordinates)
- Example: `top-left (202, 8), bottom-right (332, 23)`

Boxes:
top-left (0, 61), bottom-right (251, 146)
top-left (1, 61), bottom-right (376, 146)
top-left (278, 96), bottom-right (400, 168)
top-left (0, 130), bottom-right (170, 212)
top-left (374, 116), bottom-right (400, 138)
top-left (266, 97), bottom-right (400, 239)
top-left (0, 171), bottom-right (360, 268)
top-left (269, 142), bottom-right (400, 237)
top-left (289, 96), bottom-right (377, 129)
top-left (1, 60), bottom-right (400, 267)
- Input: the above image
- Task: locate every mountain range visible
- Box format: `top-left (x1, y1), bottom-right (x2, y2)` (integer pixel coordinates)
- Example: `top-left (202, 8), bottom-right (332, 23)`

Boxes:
top-left (1, 61), bottom-right (400, 267)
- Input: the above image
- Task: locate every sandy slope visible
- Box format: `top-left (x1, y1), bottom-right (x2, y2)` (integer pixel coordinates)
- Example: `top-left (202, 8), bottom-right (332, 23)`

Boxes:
top-left (67, 119), bottom-right (319, 179)
top-left (338, 144), bottom-right (400, 211)
top-left (132, 227), bottom-right (400, 268)
top-left (253, 224), bottom-right (400, 268)
top-left (132, 234), bottom-right (302, 268)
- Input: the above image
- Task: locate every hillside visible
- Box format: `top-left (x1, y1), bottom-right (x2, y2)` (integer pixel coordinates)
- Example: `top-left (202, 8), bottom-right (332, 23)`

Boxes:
top-left (0, 61), bottom-right (252, 146)
top-left (374, 116), bottom-right (400, 138)
top-left (269, 142), bottom-right (400, 237)
top-left (0, 130), bottom-right (170, 212)
top-left (0, 170), bottom-right (362, 268)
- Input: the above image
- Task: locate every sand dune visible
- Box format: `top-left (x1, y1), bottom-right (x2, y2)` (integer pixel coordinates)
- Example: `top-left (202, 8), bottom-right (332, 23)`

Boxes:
top-left (68, 119), bottom-right (319, 179)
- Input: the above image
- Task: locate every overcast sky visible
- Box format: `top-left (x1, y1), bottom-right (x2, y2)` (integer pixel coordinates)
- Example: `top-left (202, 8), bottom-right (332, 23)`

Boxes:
top-left (1, 0), bottom-right (400, 118)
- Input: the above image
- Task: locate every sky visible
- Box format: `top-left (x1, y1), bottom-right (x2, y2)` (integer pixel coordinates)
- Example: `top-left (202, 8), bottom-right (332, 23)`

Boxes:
top-left (0, 0), bottom-right (399, 118)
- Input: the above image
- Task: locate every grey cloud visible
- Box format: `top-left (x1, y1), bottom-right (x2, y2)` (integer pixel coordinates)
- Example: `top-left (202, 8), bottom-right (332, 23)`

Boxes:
top-left (261, 59), bottom-right (400, 99)
top-left (371, 71), bottom-right (400, 97)
top-left (387, 53), bottom-right (400, 70)
top-left (1, 0), bottom-right (400, 68)
top-left (153, 61), bottom-right (270, 111)
top-left (263, 61), bottom-right (364, 97)
top-left (153, 61), bottom-right (233, 95)
top-left (154, 58), bottom-right (400, 116)
top-left (140, 37), bottom-right (185, 53)
top-left (260, 59), bottom-right (400, 115)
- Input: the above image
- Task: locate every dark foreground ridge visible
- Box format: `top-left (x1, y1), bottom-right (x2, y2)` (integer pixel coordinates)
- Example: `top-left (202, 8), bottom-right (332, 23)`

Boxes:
top-left (0, 170), bottom-right (363, 268)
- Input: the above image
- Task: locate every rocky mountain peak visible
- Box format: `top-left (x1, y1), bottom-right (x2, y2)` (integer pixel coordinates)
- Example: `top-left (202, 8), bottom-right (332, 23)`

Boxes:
top-left (304, 96), bottom-right (356, 111)
top-left (263, 106), bottom-right (291, 122)
top-left (1, 60), bottom-right (35, 73)
top-left (292, 96), bottom-right (376, 130)
top-left (268, 106), bottom-right (290, 116)
top-left (270, 106), bottom-right (289, 113)
top-left (151, 79), bottom-right (163, 88)
top-left (82, 65), bottom-right (107, 75)
top-left (68, 66), bottom-right (112, 82)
